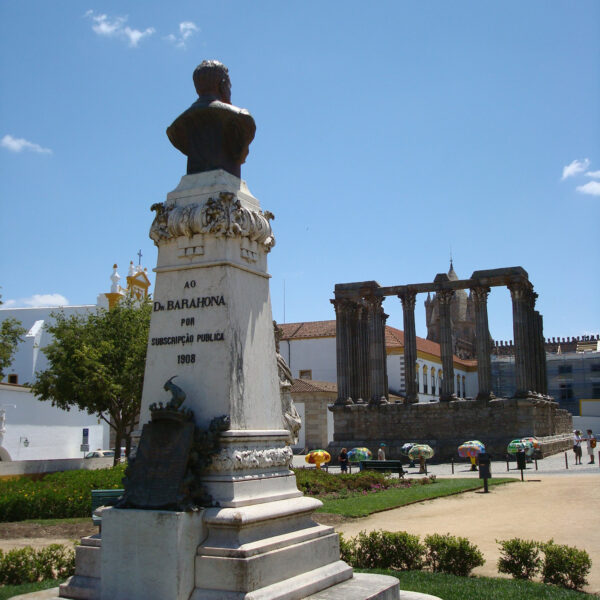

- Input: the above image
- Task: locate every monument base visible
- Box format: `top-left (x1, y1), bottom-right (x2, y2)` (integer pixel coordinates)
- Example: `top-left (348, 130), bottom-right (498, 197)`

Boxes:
top-left (59, 535), bottom-right (101, 600)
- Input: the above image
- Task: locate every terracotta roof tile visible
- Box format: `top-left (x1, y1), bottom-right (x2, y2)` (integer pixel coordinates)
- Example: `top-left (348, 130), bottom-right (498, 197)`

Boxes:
top-left (281, 320), bottom-right (474, 367)
top-left (290, 379), bottom-right (337, 393)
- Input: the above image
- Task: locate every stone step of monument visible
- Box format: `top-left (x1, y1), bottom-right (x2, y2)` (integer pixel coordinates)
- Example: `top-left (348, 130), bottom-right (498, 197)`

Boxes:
top-left (195, 531), bottom-right (342, 592)
top-left (190, 560), bottom-right (353, 600)
top-left (198, 523), bottom-right (334, 557)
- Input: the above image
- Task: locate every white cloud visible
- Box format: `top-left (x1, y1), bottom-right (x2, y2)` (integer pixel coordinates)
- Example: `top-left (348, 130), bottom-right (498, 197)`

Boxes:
top-left (166, 21), bottom-right (199, 48)
top-left (585, 170), bottom-right (600, 179)
top-left (1, 134), bottom-right (52, 154)
top-left (576, 181), bottom-right (600, 196)
top-left (3, 294), bottom-right (70, 308)
top-left (561, 158), bottom-right (590, 180)
top-left (85, 10), bottom-right (155, 47)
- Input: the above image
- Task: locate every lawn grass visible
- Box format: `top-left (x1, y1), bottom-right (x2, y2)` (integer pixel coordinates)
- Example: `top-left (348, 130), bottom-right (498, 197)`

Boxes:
top-left (20, 517), bottom-right (90, 526)
top-left (0, 579), bottom-right (62, 600)
top-left (362, 569), bottom-right (597, 599)
top-left (317, 477), bottom-right (516, 516)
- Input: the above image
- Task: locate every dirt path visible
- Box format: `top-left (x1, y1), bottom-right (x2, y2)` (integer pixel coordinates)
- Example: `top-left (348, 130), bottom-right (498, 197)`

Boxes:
top-left (0, 520), bottom-right (95, 551)
top-left (333, 476), bottom-right (600, 594)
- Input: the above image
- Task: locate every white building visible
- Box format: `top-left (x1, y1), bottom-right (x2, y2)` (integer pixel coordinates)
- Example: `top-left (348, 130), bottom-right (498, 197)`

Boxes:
top-left (279, 320), bottom-right (478, 402)
top-left (0, 263), bottom-right (150, 462)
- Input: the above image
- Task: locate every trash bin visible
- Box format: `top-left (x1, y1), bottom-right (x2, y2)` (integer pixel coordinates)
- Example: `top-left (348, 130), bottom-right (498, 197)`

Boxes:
top-left (478, 452), bottom-right (492, 479)
top-left (516, 449), bottom-right (527, 470)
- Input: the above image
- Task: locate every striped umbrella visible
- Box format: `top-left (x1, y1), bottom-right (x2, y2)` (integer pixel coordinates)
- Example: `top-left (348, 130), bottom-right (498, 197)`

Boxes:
top-left (401, 443), bottom-right (415, 456)
top-left (347, 447), bottom-right (372, 462)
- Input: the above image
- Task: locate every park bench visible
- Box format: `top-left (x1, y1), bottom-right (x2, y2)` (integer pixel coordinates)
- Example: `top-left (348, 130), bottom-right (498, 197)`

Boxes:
top-left (360, 460), bottom-right (405, 478)
top-left (91, 489), bottom-right (124, 528)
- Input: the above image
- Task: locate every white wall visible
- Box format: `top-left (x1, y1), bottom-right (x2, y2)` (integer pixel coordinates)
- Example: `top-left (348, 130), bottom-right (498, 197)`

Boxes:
top-left (0, 384), bottom-right (109, 461)
top-left (294, 401), bottom-right (306, 450)
top-left (281, 337), bottom-right (337, 382)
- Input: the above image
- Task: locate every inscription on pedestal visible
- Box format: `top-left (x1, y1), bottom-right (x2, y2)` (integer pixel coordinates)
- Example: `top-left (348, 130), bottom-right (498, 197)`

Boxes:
top-left (123, 420), bottom-right (195, 510)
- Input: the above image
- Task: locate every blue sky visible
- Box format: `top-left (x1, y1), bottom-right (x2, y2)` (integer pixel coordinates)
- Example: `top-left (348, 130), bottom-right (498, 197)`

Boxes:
top-left (1, 2), bottom-right (598, 342)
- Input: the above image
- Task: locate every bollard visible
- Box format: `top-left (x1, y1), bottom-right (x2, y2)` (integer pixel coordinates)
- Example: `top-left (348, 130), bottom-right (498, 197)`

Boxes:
top-left (535, 459), bottom-right (538, 471)
top-left (565, 451), bottom-right (568, 470)
top-left (506, 456), bottom-right (510, 472)
top-left (520, 467), bottom-right (524, 482)
top-left (451, 457), bottom-right (454, 474)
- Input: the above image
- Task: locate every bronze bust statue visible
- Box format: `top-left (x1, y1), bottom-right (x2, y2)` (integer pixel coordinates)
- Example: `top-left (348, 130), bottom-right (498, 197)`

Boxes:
top-left (167, 60), bottom-right (256, 177)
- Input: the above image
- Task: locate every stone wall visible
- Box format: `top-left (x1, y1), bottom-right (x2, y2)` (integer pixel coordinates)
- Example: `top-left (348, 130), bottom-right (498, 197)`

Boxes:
top-left (328, 398), bottom-right (573, 461)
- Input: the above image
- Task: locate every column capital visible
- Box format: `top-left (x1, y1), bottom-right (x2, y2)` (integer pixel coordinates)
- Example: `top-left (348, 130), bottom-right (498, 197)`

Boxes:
top-left (507, 280), bottom-right (532, 301)
top-left (437, 288), bottom-right (455, 305)
top-left (470, 285), bottom-right (491, 304)
top-left (330, 297), bottom-right (357, 315)
top-left (398, 290), bottom-right (417, 311)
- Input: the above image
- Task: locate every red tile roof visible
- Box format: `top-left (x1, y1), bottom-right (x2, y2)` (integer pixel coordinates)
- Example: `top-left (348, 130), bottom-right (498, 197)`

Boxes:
top-left (280, 320), bottom-right (475, 368)
top-left (290, 379), bottom-right (337, 393)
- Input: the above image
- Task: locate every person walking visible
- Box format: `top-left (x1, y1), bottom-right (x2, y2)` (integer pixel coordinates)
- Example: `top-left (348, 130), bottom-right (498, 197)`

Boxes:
top-left (377, 443), bottom-right (386, 461)
top-left (584, 429), bottom-right (596, 464)
top-left (338, 447), bottom-right (349, 473)
top-left (573, 430), bottom-right (583, 465)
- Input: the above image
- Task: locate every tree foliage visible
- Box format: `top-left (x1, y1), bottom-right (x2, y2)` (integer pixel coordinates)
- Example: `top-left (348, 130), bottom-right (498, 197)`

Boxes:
top-left (0, 318), bottom-right (27, 379)
top-left (31, 298), bottom-right (151, 464)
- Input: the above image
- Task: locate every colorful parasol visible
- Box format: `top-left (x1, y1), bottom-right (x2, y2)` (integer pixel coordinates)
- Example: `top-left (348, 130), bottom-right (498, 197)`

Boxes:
top-left (408, 444), bottom-right (435, 460)
top-left (458, 440), bottom-right (485, 459)
top-left (521, 437), bottom-right (540, 451)
top-left (507, 439), bottom-right (535, 456)
top-left (400, 443), bottom-right (415, 456)
top-left (347, 447), bottom-right (372, 462)
top-left (305, 449), bottom-right (331, 469)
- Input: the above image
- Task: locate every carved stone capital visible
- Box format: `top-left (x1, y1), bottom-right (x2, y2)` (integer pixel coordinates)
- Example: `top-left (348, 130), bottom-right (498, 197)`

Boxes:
top-left (150, 192), bottom-right (275, 252)
top-left (207, 445), bottom-right (293, 472)
top-left (437, 289), bottom-right (455, 305)
top-left (398, 290), bottom-right (417, 311)
top-left (471, 286), bottom-right (491, 305)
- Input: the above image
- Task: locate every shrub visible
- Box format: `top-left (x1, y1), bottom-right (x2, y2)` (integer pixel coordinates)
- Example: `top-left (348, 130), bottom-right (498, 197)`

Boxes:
top-left (0, 465), bottom-right (125, 521)
top-left (541, 540), bottom-right (591, 590)
top-left (497, 538), bottom-right (542, 580)
top-left (339, 530), bottom-right (425, 571)
top-left (0, 545), bottom-right (75, 585)
top-left (424, 533), bottom-right (485, 577)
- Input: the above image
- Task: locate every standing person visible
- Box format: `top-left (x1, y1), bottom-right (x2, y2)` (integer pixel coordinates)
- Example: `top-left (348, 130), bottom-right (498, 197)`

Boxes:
top-left (338, 448), bottom-right (349, 473)
top-left (573, 430), bottom-right (583, 465)
top-left (377, 443), bottom-right (386, 461)
top-left (584, 429), bottom-right (596, 464)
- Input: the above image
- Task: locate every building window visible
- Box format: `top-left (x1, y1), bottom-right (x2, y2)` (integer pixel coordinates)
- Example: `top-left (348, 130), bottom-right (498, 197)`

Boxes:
top-left (415, 365), bottom-right (420, 393)
top-left (593, 385), bottom-right (600, 399)
top-left (438, 370), bottom-right (443, 396)
top-left (298, 369), bottom-right (312, 380)
top-left (559, 384), bottom-right (573, 400)
top-left (457, 375), bottom-right (461, 397)
top-left (431, 370), bottom-right (435, 395)
top-left (557, 364), bottom-right (572, 375)
top-left (462, 376), bottom-right (466, 398)
top-left (422, 367), bottom-right (428, 394)
top-left (590, 363), bottom-right (600, 372)
top-left (8, 374), bottom-right (18, 384)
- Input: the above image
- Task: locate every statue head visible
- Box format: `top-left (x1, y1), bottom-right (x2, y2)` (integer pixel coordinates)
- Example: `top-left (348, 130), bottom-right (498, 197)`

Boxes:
top-left (193, 60), bottom-right (231, 104)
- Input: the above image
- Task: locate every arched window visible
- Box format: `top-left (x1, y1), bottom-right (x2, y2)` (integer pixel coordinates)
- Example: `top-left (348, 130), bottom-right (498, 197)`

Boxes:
top-left (415, 364), bottom-right (420, 394)
top-left (462, 375), bottom-right (466, 398)
top-left (457, 374), bottom-right (461, 397)
top-left (422, 365), bottom-right (428, 394)
top-left (438, 370), bottom-right (443, 396)
top-left (430, 367), bottom-right (436, 395)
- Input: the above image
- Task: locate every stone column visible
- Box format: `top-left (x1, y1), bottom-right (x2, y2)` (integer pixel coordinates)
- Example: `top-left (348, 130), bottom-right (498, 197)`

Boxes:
top-left (538, 312), bottom-right (548, 395)
top-left (365, 295), bottom-right (388, 404)
top-left (508, 281), bottom-right (535, 397)
top-left (356, 303), bottom-right (369, 403)
top-left (399, 290), bottom-right (418, 403)
top-left (331, 298), bottom-right (352, 404)
top-left (347, 300), bottom-right (361, 402)
top-left (438, 289), bottom-right (456, 401)
top-left (471, 286), bottom-right (493, 400)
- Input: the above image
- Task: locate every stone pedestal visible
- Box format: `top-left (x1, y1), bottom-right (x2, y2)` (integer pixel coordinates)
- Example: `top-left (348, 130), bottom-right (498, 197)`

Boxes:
top-left (59, 535), bottom-right (101, 600)
top-left (97, 171), bottom-right (397, 600)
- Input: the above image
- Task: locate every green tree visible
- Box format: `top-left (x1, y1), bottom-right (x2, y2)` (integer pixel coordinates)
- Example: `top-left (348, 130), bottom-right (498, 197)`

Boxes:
top-left (31, 297), bottom-right (151, 464)
top-left (0, 318), bottom-right (27, 379)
